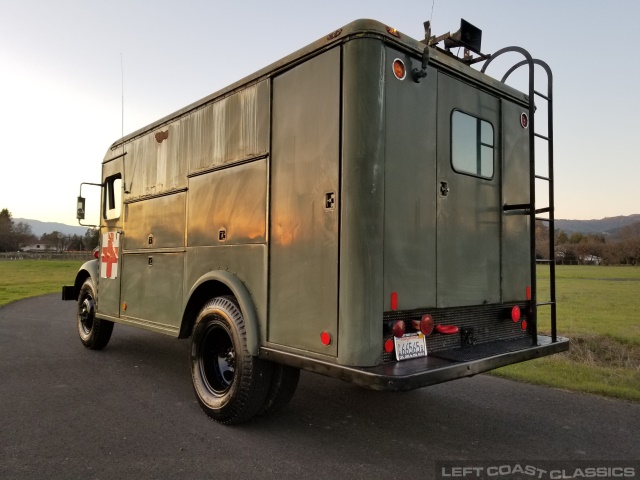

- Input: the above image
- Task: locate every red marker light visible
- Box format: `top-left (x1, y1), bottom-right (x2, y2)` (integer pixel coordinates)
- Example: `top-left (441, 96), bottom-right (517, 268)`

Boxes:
top-left (521, 320), bottom-right (528, 331)
top-left (392, 320), bottom-right (406, 338)
top-left (391, 292), bottom-right (398, 311)
top-left (320, 331), bottom-right (332, 346)
top-left (511, 306), bottom-right (521, 323)
top-left (384, 339), bottom-right (394, 353)
top-left (526, 286), bottom-right (531, 300)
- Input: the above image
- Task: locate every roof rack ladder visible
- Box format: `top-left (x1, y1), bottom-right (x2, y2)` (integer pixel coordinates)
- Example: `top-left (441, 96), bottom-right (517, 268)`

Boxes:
top-left (481, 49), bottom-right (557, 345)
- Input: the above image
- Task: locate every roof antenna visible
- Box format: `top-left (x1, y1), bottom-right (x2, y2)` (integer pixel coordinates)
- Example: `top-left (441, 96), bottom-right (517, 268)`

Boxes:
top-left (413, 0), bottom-right (435, 82)
top-left (120, 53), bottom-right (124, 141)
top-left (121, 53), bottom-right (131, 194)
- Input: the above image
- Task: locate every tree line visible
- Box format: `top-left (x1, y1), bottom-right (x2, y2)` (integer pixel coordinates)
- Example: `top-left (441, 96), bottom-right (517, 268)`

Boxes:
top-left (536, 220), bottom-right (640, 265)
top-left (0, 208), bottom-right (99, 253)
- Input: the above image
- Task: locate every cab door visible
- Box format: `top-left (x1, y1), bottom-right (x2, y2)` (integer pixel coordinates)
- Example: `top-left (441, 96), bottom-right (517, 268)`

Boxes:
top-left (436, 73), bottom-right (501, 307)
top-left (97, 157), bottom-right (124, 317)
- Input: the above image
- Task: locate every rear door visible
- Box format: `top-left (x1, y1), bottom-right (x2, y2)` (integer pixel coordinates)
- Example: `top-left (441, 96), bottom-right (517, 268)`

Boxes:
top-left (436, 73), bottom-right (501, 307)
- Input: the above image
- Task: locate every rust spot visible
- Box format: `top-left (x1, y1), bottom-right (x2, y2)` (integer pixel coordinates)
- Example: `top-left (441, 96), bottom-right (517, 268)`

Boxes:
top-left (155, 130), bottom-right (169, 144)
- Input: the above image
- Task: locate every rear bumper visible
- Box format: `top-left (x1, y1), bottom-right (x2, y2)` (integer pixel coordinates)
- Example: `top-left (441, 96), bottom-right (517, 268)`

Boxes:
top-left (261, 335), bottom-right (569, 391)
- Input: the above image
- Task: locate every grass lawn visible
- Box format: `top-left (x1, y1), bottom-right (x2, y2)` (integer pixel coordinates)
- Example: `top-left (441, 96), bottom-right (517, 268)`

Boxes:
top-left (494, 265), bottom-right (640, 402)
top-left (0, 260), bottom-right (84, 307)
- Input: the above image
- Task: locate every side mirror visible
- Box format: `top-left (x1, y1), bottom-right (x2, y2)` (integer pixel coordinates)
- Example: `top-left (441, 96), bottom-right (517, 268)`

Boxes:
top-left (77, 182), bottom-right (103, 227)
top-left (77, 196), bottom-right (86, 220)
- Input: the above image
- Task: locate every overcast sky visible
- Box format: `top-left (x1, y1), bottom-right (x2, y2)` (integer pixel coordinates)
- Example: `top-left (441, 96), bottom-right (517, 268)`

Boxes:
top-left (1, 0), bottom-right (638, 225)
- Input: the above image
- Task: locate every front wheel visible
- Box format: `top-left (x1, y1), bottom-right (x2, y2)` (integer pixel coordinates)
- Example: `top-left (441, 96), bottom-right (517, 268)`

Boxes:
top-left (77, 278), bottom-right (113, 350)
top-left (190, 296), bottom-right (272, 424)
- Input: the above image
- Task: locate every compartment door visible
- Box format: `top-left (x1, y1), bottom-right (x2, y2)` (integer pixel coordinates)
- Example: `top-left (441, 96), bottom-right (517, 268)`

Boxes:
top-left (436, 73), bottom-right (501, 307)
top-left (268, 47), bottom-right (340, 355)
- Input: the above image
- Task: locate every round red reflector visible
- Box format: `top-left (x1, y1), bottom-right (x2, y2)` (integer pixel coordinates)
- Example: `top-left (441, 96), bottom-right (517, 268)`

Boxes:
top-left (320, 331), bottom-right (331, 346)
top-left (392, 320), bottom-right (406, 338)
top-left (384, 339), bottom-right (394, 353)
top-left (511, 306), bottom-right (521, 322)
top-left (520, 112), bottom-right (529, 129)
top-left (435, 325), bottom-right (459, 335)
top-left (393, 59), bottom-right (406, 80)
top-left (420, 314), bottom-right (434, 336)
top-left (521, 320), bottom-right (528, 331)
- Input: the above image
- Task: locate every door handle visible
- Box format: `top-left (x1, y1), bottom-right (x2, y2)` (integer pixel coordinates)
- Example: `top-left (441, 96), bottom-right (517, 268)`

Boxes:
top-left (440, 181), bottom-right (450, 197)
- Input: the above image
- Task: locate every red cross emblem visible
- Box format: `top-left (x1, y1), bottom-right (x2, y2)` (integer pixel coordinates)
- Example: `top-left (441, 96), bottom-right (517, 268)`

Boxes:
top-left (101, 232), bottom-right (119, 279)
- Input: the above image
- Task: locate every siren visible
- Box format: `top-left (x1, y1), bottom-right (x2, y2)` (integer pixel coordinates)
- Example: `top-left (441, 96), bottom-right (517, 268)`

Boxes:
top-left (444, 19), bottom-right (482, 55)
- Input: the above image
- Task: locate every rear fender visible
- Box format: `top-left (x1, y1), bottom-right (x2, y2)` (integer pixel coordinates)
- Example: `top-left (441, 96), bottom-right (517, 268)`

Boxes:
top-left (182, 271), bottom-right (260, 356)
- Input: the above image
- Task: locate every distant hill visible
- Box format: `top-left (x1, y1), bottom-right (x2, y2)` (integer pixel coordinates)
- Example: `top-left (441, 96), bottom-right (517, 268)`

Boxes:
top-left (15, 218), bottom-right (88, 237)
top-left (555, 214), bottom-right (640, 235)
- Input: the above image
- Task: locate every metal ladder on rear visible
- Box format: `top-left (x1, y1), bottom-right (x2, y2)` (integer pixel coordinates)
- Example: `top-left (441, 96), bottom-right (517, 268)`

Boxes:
top-left (481, 48), bottom-right (557, 345)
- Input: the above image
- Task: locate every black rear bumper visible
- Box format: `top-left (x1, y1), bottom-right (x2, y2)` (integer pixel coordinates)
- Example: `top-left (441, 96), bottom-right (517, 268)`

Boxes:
top-left (262, 335), bottom-right (569, 391)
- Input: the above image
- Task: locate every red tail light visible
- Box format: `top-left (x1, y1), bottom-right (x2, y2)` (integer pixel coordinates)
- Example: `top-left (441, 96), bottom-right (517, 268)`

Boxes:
top-left (419, 314), bottom-right (434, 335)
top-left (93, 247), bottom-right (99, 259)
top-left (392, 320), bottom-right (406, 338)
top-left (511, 306), bottom-right (521, 322)
top-left (384, 339), bottom-right (394, 353)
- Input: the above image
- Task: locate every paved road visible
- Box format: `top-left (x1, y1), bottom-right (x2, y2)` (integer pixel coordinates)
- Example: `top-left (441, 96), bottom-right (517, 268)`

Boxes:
top-left (1, 295), bottom-right (639, 479)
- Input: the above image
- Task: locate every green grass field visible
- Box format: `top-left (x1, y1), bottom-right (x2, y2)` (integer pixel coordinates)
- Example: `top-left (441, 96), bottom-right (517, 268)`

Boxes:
top-left (1, 261), bottom-right (638, 401)
top-left (0, 260), bottom-right (84, 307)
top-left (494, 265), bottom-right (640, 401)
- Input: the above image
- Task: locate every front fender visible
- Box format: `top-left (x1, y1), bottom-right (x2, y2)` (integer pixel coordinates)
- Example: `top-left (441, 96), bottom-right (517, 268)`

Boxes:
top-left (63, 259), bottom-right (99, 300)
top-left (185, 271), bottom-right (260, 356)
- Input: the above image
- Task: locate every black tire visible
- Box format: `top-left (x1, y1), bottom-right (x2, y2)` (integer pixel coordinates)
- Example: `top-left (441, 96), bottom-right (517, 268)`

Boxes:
top-left (77, 278), bottom-right (114, 350)
top-left (258, 364), bottom-right (300, 416)
top-left (190, 296), bottom-right (272, 424)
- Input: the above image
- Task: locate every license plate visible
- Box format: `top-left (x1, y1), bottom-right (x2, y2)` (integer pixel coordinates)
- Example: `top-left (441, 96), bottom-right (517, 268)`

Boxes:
top-left (394, 333), bottom-right (427, 361)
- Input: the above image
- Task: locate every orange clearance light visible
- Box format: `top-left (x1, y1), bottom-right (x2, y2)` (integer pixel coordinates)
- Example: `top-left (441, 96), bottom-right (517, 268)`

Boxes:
top-left (386, 26), bottom-right (401, 37)
top-left (391, 291), bottom-right (398, 311)
top-left (320, 331), bottom-right (332, 346)
top-left (122, 302), bottom-right (127, 311)
top-left (392, 320), bottom-right (406, 338)
top-left (511, 306), bottom-right (521, 322)
top-left (392, 59), bottom-right (406, 80)
top-left (384, 338), bottom-right (395, 353)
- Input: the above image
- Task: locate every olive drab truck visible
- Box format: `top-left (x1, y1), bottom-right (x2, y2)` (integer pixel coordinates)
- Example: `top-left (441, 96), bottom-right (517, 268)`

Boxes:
top-left (63, 18), bottom-right (569, 424)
